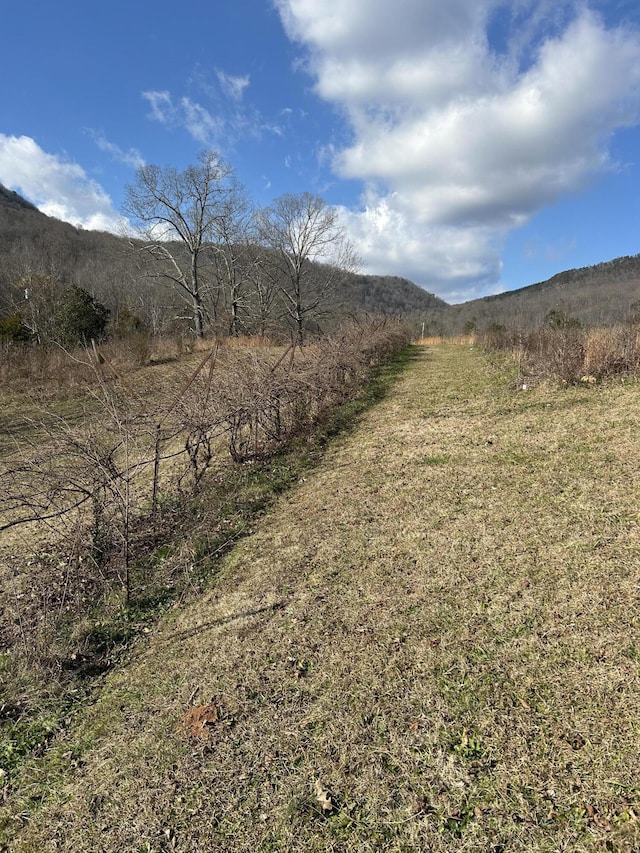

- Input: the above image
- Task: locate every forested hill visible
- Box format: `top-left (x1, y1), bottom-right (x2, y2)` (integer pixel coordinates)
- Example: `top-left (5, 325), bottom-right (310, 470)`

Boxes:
top-left (2, 184), bottom-right (639, 336)
top-left (0, 188), bottom-right (129, 298)
top-left (0, 184), bottom-right (40, 212)
top-left (329, 273), bottom-right (448, 316)
top-left (435, 255), bottom-right (640, 335)
top-left (0, 186), bottom-right (442, 334)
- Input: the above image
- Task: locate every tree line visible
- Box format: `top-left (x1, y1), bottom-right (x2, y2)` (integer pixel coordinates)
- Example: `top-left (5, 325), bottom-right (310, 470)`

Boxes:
top-left (0, 150), bottom-right (360, 346)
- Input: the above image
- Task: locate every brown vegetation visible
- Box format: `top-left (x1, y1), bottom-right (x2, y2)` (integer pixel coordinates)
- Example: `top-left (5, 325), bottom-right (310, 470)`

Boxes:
top-left (0, 318), bottom-right (410, 753)
top-left (483, 319), bottom-right (640, 385)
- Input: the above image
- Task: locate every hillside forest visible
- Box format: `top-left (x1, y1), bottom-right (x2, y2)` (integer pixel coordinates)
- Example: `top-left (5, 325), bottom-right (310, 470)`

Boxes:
top-left (0, 156), bottom-right (443, 349)
top-left (2, 149), bottom-right (640, 349)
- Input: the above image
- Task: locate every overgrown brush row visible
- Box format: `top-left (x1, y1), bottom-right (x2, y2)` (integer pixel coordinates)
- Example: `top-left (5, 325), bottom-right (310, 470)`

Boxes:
top-left (182, 320), bottom-right (410, 465)
top-left (0, 318), bottom-right (409, 680)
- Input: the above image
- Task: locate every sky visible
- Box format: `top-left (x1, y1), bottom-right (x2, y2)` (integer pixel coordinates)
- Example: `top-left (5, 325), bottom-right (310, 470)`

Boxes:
top-left (2, 0), bottom-right (640, 303)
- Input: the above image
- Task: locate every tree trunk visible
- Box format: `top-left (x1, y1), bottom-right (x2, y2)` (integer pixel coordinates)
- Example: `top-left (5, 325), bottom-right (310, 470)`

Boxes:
top-left (230, 290), bottom-right (240, 337)
top-left (193, 294), bottom-right (204, 338)
top-left (295, 288), bottom-right (304, 346)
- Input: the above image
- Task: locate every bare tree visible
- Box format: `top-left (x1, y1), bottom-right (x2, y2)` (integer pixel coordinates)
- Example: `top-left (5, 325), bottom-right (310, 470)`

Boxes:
top-left (16, 272), bottom-right (65, 343)
top-left (123, 150), bottom-right (238, 338)
top-left (211, 185), bottom-right (254, 337)
top-left (257, 193), bottom-right (359, 344)
top-left (245, 244), bottom-right (279, 337)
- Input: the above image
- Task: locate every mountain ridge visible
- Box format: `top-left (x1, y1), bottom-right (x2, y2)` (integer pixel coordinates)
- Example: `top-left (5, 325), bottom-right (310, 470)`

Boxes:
top-left (0, 184), bottom-right (40, 213)
top-left (1, 185), bottom-right (638, 334)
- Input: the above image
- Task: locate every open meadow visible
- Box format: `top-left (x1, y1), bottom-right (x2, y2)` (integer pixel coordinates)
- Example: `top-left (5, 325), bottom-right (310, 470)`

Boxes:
top-left (1, 339), bottom-right (640, 852)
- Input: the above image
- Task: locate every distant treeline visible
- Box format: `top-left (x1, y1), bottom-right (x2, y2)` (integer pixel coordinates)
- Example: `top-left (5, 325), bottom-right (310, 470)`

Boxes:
top-left (0, 178), bottom-right (442, 344)
top-left (1, 180), bottom-right (638, 342)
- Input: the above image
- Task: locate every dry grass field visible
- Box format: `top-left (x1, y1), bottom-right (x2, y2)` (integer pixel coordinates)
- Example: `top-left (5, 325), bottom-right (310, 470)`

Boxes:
top-left (2, 341), bottom-right (640, 852)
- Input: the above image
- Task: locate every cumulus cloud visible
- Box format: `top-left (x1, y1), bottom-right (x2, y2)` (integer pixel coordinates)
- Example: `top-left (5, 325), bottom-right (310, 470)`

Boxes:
top-left (0, 134), bottom-right (126, 232)
top-left (274, 0), bottom-right (640, 299)
top-left (336, 195), bottom-right (503, 300)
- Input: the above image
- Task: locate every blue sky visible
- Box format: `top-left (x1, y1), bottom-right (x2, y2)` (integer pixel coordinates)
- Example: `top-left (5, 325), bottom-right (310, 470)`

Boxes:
top-left (2, 0), bottom-right (640, 303)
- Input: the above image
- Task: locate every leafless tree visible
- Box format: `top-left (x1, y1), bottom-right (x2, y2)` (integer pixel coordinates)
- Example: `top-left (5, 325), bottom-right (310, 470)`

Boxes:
top-left (16, 272), bottom-right (65, 343)
top-left (210, 185), bottom-right (255, 337)
top-left (123, 150), bottom-right (239, 338)
top-left (245, 244), bottom-right (279, 337)
top-left (257, 193), bottom-right (359, 344)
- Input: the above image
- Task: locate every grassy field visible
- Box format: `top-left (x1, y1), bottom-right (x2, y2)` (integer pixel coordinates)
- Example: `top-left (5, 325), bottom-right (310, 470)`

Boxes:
top-left (2, 341), bottom-right (639, 852)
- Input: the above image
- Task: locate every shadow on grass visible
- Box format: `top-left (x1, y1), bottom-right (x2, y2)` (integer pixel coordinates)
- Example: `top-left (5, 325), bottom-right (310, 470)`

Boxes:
top-left (159, 601), bottom-right (287, 646)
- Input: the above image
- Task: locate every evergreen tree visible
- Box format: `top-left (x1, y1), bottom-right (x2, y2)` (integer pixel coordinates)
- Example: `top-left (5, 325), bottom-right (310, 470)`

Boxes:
top-left (53, 286), bottom-right (110, 346)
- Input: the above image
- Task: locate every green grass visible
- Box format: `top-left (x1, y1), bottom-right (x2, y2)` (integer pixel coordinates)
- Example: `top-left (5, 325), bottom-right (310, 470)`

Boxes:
top-left (2, 342), bottom-right (640, 852)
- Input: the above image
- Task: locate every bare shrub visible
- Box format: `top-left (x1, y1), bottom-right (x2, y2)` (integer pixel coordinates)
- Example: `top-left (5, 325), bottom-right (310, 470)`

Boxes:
top-left (1, 370), bottom-right (157, 601)
top-left (483, 319), bottom-right (640, 385)
top-left (584, 324), bottom-right (640, 378)
top-left (176, 317), bottom-right (411, 466)
top-left (1, 317), bottom-right (411, 679)
top-left (528, 325), bottom-right (586, 384)
top-left (98, 334), bottom-right (152, 368)
top-left (483, 323), bottom-right (584, 384)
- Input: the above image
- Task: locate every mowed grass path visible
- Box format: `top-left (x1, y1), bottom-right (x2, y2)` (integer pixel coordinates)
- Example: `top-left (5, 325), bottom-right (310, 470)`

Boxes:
top-left (4, 343), bottom-right (640, 852)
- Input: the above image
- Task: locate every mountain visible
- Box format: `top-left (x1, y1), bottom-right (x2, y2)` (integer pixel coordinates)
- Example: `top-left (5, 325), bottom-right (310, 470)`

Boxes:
top-left (434, 256), bottom-right (640, 335)
top-left (1, 185), bottom-right (638, 336)
top-left (0, 186), bottom-right (444, 334)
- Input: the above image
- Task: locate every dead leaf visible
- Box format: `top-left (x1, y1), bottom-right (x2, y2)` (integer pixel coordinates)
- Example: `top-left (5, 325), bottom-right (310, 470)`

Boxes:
top-left (411, 795), bottom-right (429, 815)
top-left (586, 803), bottom-right (613, 831)
top-left (179, 702), bottom-right (220, 739)
top-left (314, 779), bottom-right (334, 812)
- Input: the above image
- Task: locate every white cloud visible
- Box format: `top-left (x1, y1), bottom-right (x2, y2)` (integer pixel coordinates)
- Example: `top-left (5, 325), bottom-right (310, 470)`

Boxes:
top-left (142, 90), bottom-right (175, 124)
top-left (143, 89), bottom-right (224, 144)
top-left (142, 87), bottom-right (269, 147)
top-left (336, 195), bottom-right (504, 300)
top-left (180, 97), bottom-right (225, 143)
top-left (89, 131), bottom-right (145, 169)
top-left (0, 134), bottom-right (126, 232)
top-left (216, 70), bottom-right (250, 101)
top-left (275, 0), bottom-right (640, 299)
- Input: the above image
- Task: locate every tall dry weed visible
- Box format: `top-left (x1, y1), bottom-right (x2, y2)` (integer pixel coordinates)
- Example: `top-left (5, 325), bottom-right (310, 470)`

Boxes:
top-left (583, 324), bottom-right (640, 378)
top-left (485, 321), bottom-right (640, 384)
